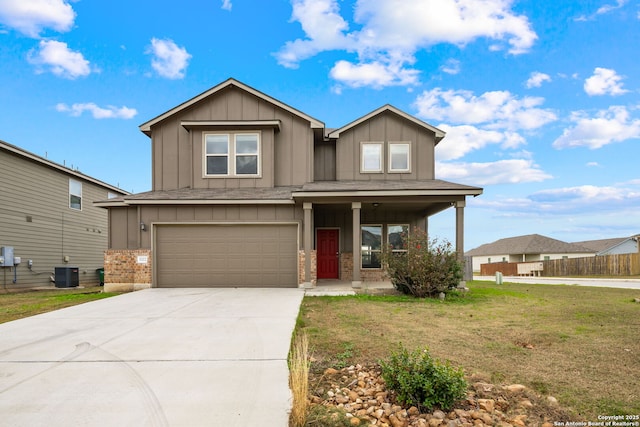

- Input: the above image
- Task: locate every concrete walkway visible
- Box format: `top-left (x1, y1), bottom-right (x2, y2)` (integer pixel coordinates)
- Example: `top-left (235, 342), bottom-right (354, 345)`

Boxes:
top-left (0, 288), bottom-right (304, 427)
top-left (474, 275), bottom-right (640, 290)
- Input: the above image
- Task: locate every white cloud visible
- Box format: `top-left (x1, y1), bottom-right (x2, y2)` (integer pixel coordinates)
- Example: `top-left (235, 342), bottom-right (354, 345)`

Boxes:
top-left (474, 181), bottom-right (640, 217)
top-left (584, 67), bottom-right (628, 96)
top-left (351, 0), bottom-right (537, 54)
top-left (276, 0), bottom-right (537, 88)
top-left (436, 124), bottom-right (521, 161)
top-left (28, 40), bottom-right (91, 79)
top-left (575, 0), bottom-right (627, 21)
top-left (330, 59), bottom-right (419, 89)
top-left (552, 106), bottom-right (640, 149)
top-left (56, 103), bottom-right (138, 119)
top-left (525, 71), bottom-right (551, 88)
top-left (437, 159), bottom-right (552, 185)
top-left (413, 88), bottom-right (557, 130)
top-left (596, 0), bottom-right (627, 15)
top-left (276, 0), bottom-right (352, 69)
top-left (147, 38), bottom-right (191, 79)
top-left (528, 185), bottom-right (630, 209)
top-left (586, 162), bottom-right (600, 167)
top-left (0, 0), bottom-right (75, 37)
top-left (221, 0), bottom-right (232, 11)
top-left (440, 59), bottom-right (461, 75)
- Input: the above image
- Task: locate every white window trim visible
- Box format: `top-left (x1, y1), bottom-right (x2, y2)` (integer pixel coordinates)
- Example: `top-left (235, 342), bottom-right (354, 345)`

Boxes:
top-left (203, 131), bottom-right (261, 178)
top-left (360, 142), bottom-right (384, 173)
top-left (69, 178), bottom-right (82, 211)
top-left (388, 142), bottom-right (411, 173)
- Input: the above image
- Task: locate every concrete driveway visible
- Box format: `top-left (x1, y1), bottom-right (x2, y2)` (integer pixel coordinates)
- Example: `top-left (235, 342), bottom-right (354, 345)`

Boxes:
top-left (0, 288), bottom-right (304, 427)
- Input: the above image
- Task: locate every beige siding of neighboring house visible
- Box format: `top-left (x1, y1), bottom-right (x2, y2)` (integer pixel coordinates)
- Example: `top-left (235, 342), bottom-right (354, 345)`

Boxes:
top-left (0, 149), bottom-right (118, 288)
top-left (150, 86), bottom-right (314, 191)
top-left (335, 111), bottom-right (436, 181)
top-left (108, 204), bottom-right (304, 251)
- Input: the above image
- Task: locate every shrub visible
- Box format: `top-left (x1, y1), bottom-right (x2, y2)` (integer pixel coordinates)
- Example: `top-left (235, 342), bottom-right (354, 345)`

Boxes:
top-left (380, 229), bottom-right (463, 298)
top-left (379, 345), bottom-right (467, 412)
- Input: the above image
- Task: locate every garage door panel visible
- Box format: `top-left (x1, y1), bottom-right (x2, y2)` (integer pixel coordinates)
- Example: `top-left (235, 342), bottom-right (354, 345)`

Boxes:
top-left (156, 224), bottom-right (298, 288)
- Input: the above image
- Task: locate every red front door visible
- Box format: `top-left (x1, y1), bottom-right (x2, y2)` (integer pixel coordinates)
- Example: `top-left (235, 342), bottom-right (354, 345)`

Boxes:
top-left (317, 229), bottom-right (339, 279)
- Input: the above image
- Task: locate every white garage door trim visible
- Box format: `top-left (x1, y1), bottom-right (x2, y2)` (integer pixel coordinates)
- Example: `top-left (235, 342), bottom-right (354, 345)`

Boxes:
top-left (152, 222), bottom-right (300, 288)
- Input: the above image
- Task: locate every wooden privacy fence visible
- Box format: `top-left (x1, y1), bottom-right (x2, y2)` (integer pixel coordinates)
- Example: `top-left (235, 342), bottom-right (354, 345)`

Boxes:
top-left (542, 253), bottom-right (640, 277)
top-left (480, 261), bottom-right (518, 276)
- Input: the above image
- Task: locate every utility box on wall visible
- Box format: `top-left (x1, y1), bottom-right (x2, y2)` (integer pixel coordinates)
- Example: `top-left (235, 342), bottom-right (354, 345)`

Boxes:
top-left (55, 267), bottom-right (79, 288)
top-left (0, 246), bottom-right (15, 267)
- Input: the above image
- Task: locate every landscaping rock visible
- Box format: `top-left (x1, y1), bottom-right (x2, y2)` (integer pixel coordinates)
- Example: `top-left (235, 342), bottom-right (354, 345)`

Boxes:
top-left (309, 364), bottom-right (581, 427)
top-left (505, 384), bottom-right (526, 393)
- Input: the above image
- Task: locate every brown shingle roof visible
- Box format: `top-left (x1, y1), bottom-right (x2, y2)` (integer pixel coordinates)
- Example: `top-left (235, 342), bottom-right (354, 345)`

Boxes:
top-left (122, 186), bottom-right (301, 201)
top-left (300, 179), bottom-right (482, 192)
top-left (571, 237), bottom-right (628, 253)
top-left (466, 234), bottom-right (594, 256)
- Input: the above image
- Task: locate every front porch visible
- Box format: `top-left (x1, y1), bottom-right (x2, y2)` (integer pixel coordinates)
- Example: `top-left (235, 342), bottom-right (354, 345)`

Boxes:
top-left (293, 181), bottom-right (481, 289)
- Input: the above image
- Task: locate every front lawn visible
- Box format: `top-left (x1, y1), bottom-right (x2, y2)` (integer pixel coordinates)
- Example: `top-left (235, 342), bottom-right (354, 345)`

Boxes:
top-left (0, 287), bottom-right (120, 324)
top-left (298, 281), bottom-right (640, 420)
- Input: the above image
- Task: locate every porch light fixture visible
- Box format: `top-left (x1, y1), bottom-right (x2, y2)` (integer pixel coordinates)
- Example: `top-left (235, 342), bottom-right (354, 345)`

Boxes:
top-left (373, 203), bottom-right (379, 208)
top-left (140, 221), bottom-right (146, 231)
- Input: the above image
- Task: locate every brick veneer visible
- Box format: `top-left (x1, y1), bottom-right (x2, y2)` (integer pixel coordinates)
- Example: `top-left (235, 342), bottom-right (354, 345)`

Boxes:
top-left (298, 250), bottom-right (317, 286)
top-left (340, 252), bottom-right (388, 282)
top-left (104, 249), bottom-right (152, 292)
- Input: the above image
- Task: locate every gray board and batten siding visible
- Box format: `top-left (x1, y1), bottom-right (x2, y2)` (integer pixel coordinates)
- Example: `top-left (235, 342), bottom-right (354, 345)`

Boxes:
top-left (0, 141), bottom-right (127, 289)
top-left (149, 85), bottom-right (316, 191)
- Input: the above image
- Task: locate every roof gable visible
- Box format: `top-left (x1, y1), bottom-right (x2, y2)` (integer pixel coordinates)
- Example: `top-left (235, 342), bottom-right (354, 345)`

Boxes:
top-left (327, 104), bottom-right (445, 143)
top-left (139, 78), bottom-right (324, 135)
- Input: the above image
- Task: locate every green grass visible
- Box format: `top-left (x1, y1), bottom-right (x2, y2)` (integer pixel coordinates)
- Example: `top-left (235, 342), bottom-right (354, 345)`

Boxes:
top-left (0, 287), bottom-right (120, 324)
top-left (299, 280), bottom-right (640, 420)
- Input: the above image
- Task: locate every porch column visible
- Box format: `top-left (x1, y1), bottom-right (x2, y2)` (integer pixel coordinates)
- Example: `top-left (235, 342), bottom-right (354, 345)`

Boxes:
top-left (303, 202), bottom-right (313, 287)
top-left (455, 199), bottom-right (465, 262)
top-left (352, 202), bottom-right (361, 288)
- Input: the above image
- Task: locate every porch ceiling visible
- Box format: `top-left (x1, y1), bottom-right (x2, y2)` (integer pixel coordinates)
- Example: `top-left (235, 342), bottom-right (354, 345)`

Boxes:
top-left (310, 198), bottom-right (456, 217)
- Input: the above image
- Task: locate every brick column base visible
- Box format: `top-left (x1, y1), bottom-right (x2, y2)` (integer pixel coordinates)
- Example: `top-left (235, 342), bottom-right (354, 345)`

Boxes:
top-left (298, 250), bottom-right (317, 287)
top-left (104, 249), bottom-right (152, 292)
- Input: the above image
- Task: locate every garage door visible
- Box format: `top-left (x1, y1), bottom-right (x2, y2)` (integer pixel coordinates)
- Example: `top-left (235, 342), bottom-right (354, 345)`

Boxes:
top-left (155, 224), bottom-right (298, 288)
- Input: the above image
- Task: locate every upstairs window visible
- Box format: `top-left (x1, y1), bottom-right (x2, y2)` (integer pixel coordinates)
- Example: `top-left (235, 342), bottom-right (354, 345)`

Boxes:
top-left (69, 179), bottom-right (82, 210)
top-left (361, 142), bottom-right (383, 173)
top-left (389, 142), bottom-right (410, 173)
top-left (205, 134), bottom-right (229, 175)
top-left (204, 132), bottom-right (260, 177)
top-left (235, 134), bottom-right (259, 175)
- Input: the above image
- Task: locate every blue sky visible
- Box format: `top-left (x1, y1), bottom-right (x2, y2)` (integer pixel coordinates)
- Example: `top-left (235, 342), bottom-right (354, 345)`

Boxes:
top-left (1, 0), bottom-right (638, 249)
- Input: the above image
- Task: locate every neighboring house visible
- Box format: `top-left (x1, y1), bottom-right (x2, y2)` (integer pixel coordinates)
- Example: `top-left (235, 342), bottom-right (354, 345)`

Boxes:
top-left (0, 140), bottom-right (128, 289)
top-left (573, 235), bottom-right (640, 255)
top-left (97, 78), bottom-right (482, 291)
top-left (465, 234), bottom-right (595, 273)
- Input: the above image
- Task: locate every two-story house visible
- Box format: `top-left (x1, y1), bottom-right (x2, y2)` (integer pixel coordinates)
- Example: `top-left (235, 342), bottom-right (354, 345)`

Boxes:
top-left (97, 78), bottom-right (482, 291)
top-left (0, 140), bottom-right (128, 289)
